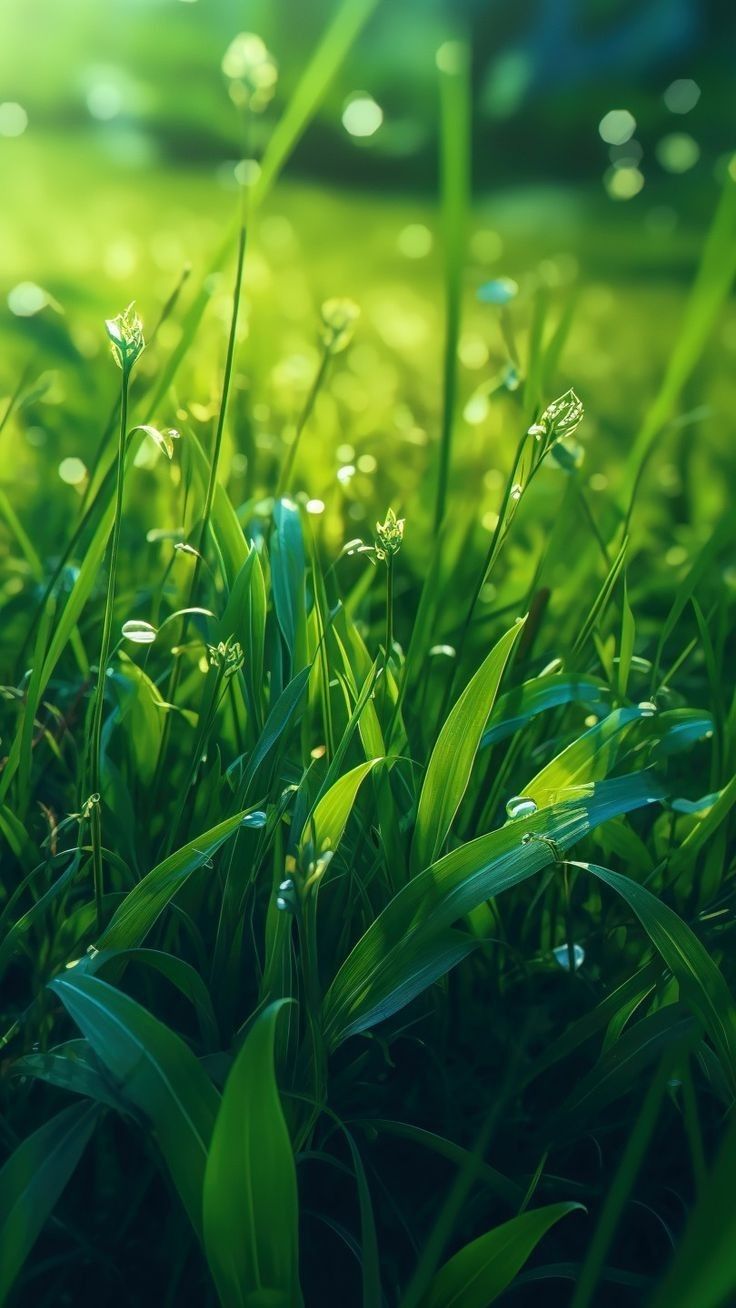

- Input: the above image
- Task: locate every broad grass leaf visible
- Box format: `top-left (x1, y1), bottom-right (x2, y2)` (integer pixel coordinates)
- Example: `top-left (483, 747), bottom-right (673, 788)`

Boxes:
top-left (0, 1101), bottom-right (98, 1303)
top-left (95, 809), bottom-right (257, 951)
top-left (481, 672), bottom-right (612, 749)
top-left (236, 666), bottom-right (312, 801)
top-left (50, 972), bottom-right (219, 1236)
top-left (418, 1202), bottom-right (582, 1308)
top-left (551, 1004), bottom-right (697, 1139)
top-left (524, 706), bottom-right (645, 807)
top-left (11, 1039), bottom-right (132, 1114)
top-left (203, 1000), bottom-right (302, 1308)
top-left (576, 862), bottom-right (736, 1093)
top-left (649, 1104), bottom-right (736, 1308)
top-left (85, 947), bottom-right (220, 1050)
top-left (187, 429), bottom-right (249, 588)
top-left (271, 498), bottom-right (306, 664)
top-left (301, 758), bottom-right (383, 856)
top-left (411, 618), bottom-right (525, 874)
top-left (323, 772), bottom-right (662, 1046)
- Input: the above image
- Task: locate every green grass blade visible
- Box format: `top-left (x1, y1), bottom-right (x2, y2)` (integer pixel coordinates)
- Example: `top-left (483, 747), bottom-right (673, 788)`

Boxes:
top-left (203, 1000), bottom-right (302, 1308)
top-left (418, 1202), bottom-right (583, 1308)
top-left (411, 618), bottom-right (525, 873)
top-left (433, 36), bottom-right (471, 532)
top-left (0, 1102), bottom-right (98, 1303)
top-left (576, 861), bottom-right (736, 1093)
top-left (95, 809), bottom-right (259, 952)
top-left (251, 0), bottom-right (381, 209)
top-left (49, 972), bottom-right (219, 1236)
top-left (323, 771), bottom-right (663, 1046)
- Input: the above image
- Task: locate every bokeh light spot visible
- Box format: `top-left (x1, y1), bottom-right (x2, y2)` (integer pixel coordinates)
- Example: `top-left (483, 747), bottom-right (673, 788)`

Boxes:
top-left (656, 133), bottom-right (700, 173)
top-left (0, 102), bottom-right (28, 137)
top-left (58, 458), bottom-right (87, 486)
top-left (663, 79), bottom-right (701, 114)
top-left (604, 166), bottom-right (644, 200)
top-left (8, 282), bottom-right (47, 316)
top-left (598, 109), bottom-right (636, 145)
top-left (342, 94), bottom-right (383, 138)
top-left (397, 224), bottom-right (432, 258)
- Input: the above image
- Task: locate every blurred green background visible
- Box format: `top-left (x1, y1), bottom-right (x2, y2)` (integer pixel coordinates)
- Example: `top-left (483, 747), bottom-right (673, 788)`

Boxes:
top-left (1, 0), bottom-right (734, 564)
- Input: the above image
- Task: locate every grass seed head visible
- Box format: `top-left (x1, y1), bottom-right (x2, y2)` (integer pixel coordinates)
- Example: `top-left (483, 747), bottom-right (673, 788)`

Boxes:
top-left (105, 303), bottom-right (145, 375)
top-left (375, 507), bottom-right (405, 560)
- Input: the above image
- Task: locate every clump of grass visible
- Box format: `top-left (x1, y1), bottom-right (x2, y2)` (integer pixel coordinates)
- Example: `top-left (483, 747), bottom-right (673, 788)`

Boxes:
top-left (1, 15), bottom-right (736, 1308)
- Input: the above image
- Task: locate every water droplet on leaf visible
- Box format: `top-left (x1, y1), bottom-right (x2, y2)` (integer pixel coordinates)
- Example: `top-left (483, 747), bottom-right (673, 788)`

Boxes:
top-left (241, 811), bottom-right (267, 829)
top-left (506, 795), bottom-right (538, 820)
top-left (122, 619), bottom-right (158, 644)
top-left (638, 701), bottom-right (657, 717)
top-left (553, 943), bottom-right (585, 971)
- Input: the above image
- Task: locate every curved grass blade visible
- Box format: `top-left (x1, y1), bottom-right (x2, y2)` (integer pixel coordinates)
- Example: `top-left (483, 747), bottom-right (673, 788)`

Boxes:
top-left (0, 1102), bottom-right (98, 1302)
top-left (417, 1202), bottom-right (582, 1308)
top-left (95, 808), bottom-right (259, 952)
top-left (49, 972), bottom-right (219, 1234)
top-left (411, 618), bottom-right (525, 874)
top-left (574, 861), bottom-right (736, 1094)
top-left (301, 758), bottom-right (383, 857)
top-left (324, 771), bottom-right (663, 1046)
top-left (203, 1000), bottom-right (302, 1308)
top-left (481, 672), bottom-right (612, 749)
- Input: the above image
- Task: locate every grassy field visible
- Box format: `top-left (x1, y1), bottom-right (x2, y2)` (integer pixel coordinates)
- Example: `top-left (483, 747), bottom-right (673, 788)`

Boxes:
top-left (1, 4), bottom-right (736, 1307)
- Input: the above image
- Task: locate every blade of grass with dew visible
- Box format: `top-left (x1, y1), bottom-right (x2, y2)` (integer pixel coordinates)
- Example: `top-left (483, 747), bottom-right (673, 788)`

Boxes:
top-left (323, 771), bottom-right (664, 1046)
top-left (93, 808), bottom-right (263, 952)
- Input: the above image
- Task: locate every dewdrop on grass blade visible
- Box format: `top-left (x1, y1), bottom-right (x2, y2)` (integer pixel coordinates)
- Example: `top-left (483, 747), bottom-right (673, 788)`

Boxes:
top-left (506, 795), bottom-right (538, 820)
top-left (122, 619), bottom-right (158, 645)
top-left (553, 943), bottom-right (585, 971)
top-left (241, 811), bottom-right (267, 829)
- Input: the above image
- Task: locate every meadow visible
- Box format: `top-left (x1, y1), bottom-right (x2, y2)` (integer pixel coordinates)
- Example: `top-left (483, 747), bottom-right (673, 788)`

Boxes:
top-left (1, 2), bottom-right (736, 1305)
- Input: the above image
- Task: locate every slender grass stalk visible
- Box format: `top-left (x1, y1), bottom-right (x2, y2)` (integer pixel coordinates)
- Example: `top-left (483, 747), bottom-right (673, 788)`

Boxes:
top-left (276, 347), bottom-right (330, 497)
top-left (152, 222), bottom-right (247, 812)
top-left (570, 1046), bottom-right (683, 1308)
top-left (433, 36), bottom-right (470, 534)
top-left (385, 553), bottom-right (394, 665)
top-left (88, 366), bottom-right (131, 931)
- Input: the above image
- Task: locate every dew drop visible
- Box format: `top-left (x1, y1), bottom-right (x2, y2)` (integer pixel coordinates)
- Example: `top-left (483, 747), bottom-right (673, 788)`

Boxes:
top-left (241, 810), bottom-right (267, 829)
top-left (506, 795), bottom-right (538, 820)
top-left (553, 943), bottom-right (585, 971)
top-left (638, 700), bottom-right (657, 717)
top-left (122, 619), bottom-right (158, 645)
top-left (510, 483), bottom-right (523, 501)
